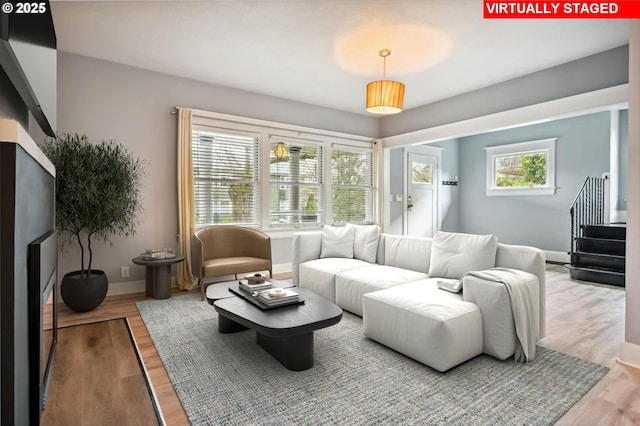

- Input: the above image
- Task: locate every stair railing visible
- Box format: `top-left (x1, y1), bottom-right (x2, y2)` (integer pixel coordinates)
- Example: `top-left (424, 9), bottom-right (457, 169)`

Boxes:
top-left (570, 177), bottom-right (606, 254)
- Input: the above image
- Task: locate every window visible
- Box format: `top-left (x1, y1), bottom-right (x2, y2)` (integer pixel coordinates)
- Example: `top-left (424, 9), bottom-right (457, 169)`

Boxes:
top-left (485, 138), bottom-right (556, 196)
top-left (189, 110), bottom-right (376, 232)
top-left (269, 137), bottom-right (323, 227)
top-left (411, 161), bottom-right (432, 184)
top-left (192, 128), bottom-right (259, 226)
top-left (332, 145), bottom-right (374, 223)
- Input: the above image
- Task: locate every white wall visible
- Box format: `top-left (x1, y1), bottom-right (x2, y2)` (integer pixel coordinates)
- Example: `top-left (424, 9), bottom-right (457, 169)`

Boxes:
top-left (621, 23), bottom-right (640, 367)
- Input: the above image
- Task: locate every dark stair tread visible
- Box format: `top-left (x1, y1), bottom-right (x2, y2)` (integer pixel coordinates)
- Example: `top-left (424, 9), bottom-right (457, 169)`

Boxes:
top-left (575, 237), bottom-right (625, 255)
top-left (572, 251), bottom-right (625, 260)
top-left (576, 236), bottom-right (626, 242)
top-left (567, 265), bottom-right (625, 287)
top-left (572, 250), bottom-right (625, 262)
top-left (580, 224), bottom-right (626, 240)
top-left (571, 251), bottom-right (625, 272)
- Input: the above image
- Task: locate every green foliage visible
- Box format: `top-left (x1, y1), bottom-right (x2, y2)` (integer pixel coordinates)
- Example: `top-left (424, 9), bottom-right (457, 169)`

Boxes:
top-left (520, 153), bottom-right (546, 185)
top-left (228, 181), bottom-right (254, 222)
top-left (495, 153), bottom-right (546, 188)
top-left (496, 176), bottom-right (518, 187)
top-left (42, 133), bottom-right (144, 277)
top-left (332, 151), bottom-right (367, 222)
top-left (305, 193), bottom-right (317, 212)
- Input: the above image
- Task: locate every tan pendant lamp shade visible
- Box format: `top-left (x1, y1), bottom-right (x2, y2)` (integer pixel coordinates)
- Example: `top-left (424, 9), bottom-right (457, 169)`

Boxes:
top-left (366, 49), bottom-right (405, 114)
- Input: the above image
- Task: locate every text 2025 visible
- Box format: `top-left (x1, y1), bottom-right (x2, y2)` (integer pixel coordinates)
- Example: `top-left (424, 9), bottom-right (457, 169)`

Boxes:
top-left (15, 2), bottom-right (46, 13)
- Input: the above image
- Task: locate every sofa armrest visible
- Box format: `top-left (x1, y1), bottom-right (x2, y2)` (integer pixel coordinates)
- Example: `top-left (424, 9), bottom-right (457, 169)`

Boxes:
top-left (462, 277), bottom-right (516, 360)
top-left (495, 243), bottom-right (546, 338)
top-left (292, 231), bottom-right (322, 285)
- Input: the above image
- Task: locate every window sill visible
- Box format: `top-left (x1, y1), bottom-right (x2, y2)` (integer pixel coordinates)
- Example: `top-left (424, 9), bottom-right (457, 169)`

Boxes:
top-left (264, 226), bottom-right (323, 239)
top-left (486, 187), bottom-right (556, 196)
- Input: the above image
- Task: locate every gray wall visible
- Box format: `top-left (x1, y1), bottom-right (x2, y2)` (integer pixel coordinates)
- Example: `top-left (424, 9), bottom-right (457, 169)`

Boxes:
top-left (387, 147), bottom-right (404, 235)
top-left (619, 108), bottom-right (629, 211)
top-left (0, 66), bottom-right (29, 130)
top-left (53, 51), bottom-right (378, 285)
top-left (380, 45), bottom-right (628, 138)
top-left (458, 112), bottom-right (611, 252)
top-left (430, 138), bottom-right (460, 232)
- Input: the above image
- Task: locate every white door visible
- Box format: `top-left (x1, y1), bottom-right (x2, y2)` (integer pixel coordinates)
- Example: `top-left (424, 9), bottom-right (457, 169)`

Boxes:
top-left (406, 152), bottom-right (438, 237)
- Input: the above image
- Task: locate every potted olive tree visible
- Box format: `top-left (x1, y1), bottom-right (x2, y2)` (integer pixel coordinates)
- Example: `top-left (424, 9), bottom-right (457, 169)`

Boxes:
top-left (42, 133), bottom-right (144, 312)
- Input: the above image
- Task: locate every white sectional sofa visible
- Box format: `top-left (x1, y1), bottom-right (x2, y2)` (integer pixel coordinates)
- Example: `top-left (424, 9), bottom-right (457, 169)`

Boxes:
top-left (292, 225), bottom-right (546, 372)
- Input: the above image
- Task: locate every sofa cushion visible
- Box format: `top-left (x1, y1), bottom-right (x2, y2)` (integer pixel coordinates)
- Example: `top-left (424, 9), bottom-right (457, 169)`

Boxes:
top-left (383, 234), bottom-right (432, 274)
top-left (428, 231), bottom-right (498, 279)
top-left (348, 223), bottom-right (380, 263)
top-left (334, 265), bottom-right (429, 316)
top-left (320, 225), bottom-right (355, 259)
top-left (298, 258), bottom-right (370, 302)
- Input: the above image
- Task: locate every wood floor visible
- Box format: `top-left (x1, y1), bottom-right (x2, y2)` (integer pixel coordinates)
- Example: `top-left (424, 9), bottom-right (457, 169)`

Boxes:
top-left (45, 266), bottom-right (640, 425)
top-left (41, 320), bottom-right (159, 426)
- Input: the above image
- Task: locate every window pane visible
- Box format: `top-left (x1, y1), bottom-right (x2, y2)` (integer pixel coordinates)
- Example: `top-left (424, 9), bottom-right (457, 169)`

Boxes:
top-left (192, 130), bottom-right (259, 226)
top-left (332, 147), bottom-right (373, 223)
top-left (495, 152), bottom-right (546, 187)
top-left (412, 162), bottom-right (432, 184)
top-left (270, 138), bottom-right (323, 226)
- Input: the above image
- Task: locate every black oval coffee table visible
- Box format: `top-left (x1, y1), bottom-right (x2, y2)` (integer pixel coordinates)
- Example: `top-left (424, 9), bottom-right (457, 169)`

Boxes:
top-left (213, 287), bottom-right (342, 371)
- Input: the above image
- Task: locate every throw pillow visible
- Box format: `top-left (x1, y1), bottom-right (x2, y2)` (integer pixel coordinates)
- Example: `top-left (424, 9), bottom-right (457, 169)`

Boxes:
top-left (428, 231), bottom-right (498, 279)
top-left (320, 225), bottom-right (355, 259)
top-left (348, 223), bottom-right (380, 263)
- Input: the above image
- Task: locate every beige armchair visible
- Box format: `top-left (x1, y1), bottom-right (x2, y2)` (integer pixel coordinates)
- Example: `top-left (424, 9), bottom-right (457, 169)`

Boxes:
top-left (192, 225), bottom-right (273, 300)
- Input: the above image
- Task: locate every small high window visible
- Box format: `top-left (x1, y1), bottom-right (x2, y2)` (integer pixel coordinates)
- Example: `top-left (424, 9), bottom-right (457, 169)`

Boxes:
top-left (485, 138), bottom-right (556, 196)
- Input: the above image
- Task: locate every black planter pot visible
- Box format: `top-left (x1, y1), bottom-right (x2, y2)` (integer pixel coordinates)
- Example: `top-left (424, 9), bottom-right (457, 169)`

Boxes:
top-left (60, 270), bottom-right (108, 312)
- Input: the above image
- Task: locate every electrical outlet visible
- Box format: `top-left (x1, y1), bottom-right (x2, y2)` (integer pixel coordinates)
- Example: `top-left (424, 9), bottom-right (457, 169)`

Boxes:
top-left (121, 266), bottom-right (130, 278)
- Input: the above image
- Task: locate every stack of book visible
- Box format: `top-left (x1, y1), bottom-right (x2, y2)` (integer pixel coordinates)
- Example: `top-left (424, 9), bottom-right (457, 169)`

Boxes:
top-left (142, 248), bottom-right (176, 260)
top-left (257, 288), bottom-right (300, 307)
top-left (239, 281), bottom-right (272, 292)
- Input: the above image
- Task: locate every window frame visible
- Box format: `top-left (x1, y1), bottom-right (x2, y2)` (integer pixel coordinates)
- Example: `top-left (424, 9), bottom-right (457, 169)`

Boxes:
top-left (191, 126), bottom-right (261, 227)
top-left (189, 111), bottom-right (377, 235)
top-left (268, 135), bottom-right (325, 229)
top-left (331, 144), bottom-right (375, 225)
top-left (485, 138), bottom-right (556, 196)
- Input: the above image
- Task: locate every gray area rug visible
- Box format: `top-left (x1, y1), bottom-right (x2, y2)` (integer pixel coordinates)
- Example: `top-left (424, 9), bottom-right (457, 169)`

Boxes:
top-left (137, 293), bottom-right (608, 425)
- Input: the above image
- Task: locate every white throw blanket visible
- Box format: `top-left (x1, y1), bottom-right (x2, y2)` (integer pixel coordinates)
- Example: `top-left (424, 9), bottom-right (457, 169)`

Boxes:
top-left (463, 268), bottom-right (540, 362)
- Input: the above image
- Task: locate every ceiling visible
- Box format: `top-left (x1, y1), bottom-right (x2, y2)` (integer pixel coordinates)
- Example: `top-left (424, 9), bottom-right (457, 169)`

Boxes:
top-left (50, 1), bottom-right (630, 116)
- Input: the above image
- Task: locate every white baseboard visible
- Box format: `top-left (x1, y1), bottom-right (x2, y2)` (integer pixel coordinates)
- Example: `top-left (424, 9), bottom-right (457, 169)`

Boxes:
top-left (618, 341), bottom-right (640, 369)
top-left (611, 210), bottom-right (627, 223)
top-left (544, 250), bottom-right (569, 263)
top-left (106, 263), bottom-right (293, 296)
top-left (107, 279), bottom-right (146, 296)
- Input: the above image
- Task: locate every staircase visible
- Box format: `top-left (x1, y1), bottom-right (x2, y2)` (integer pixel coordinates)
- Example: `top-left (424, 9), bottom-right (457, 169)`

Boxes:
top-left (568, 224), bottom-right (626, 287)
top-left (567, 176), bottom-right (626, 287)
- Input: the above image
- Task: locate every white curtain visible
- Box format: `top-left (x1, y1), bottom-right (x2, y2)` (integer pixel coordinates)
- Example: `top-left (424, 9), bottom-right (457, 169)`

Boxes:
top-left (177, 108), bottom-right (198, 290)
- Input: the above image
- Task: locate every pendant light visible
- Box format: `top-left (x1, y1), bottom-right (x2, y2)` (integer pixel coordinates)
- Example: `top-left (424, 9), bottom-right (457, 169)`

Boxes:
top-left (366, 49), bottom-right (405, 114)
